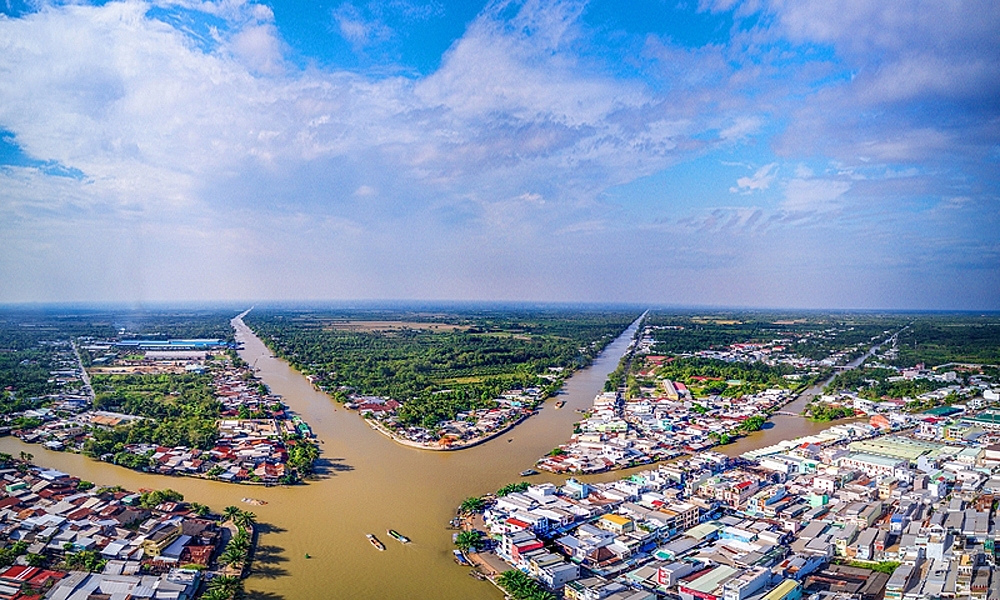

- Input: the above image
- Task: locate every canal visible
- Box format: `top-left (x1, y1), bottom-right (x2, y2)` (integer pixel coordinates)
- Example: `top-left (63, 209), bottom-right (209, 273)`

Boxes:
top-left (0, 313), bottom-right (645, 600)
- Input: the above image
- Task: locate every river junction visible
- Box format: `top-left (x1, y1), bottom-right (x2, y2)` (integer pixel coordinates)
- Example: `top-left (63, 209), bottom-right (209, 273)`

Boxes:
top-left (0, 314), bottom-right (850, 600)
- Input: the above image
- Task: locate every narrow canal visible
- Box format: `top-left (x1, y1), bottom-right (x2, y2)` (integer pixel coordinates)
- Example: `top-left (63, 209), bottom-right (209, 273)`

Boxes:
top-left (0, 313), bottom-right (644, 599)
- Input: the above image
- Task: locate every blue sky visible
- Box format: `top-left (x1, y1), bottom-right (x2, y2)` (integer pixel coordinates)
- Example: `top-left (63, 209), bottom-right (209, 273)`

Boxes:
top-left (0, 0), bottom-right (998, 309)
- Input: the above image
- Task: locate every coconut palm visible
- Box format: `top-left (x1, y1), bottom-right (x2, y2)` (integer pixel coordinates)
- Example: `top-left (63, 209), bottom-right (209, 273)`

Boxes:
top-left (219, 546), bottom-right (245, 568)
top-left (232, 510), bottom-right (256, 530)
top-left (207, 575), bottom-right (243, 599)
top-left (222, 506), bottom-right (241, 522)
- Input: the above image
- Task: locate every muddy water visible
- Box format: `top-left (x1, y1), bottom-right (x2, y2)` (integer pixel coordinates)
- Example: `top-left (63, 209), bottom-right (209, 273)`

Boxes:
top-left (716, 381), bottom-right (843, 457)
top-left (0, 315), bottom-right (644, 600)
top-left (717, 338), bottom-right (887, 457)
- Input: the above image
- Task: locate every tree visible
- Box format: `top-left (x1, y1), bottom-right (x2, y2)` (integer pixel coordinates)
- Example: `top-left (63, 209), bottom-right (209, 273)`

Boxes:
top-left (25, 553), bottom-right (46, 567)
top-left (497, 569), bottom-right (556, 600)
top-left (232, 510), bottom-right (256, 531)
top-left (496, 482), bottom-right (530, 497)
top-left (189, 502), bottom-right (210, 516)
top-left (223, 505), bottom-right (242, 522)
top-left (460, 496), bottom-right (485, 514)
top-left (219, 546), bottom-right (246, 569)
top-left (207, 574), bottom-right (244, 599)
top-left (455, 530), bottom-right (483, 552)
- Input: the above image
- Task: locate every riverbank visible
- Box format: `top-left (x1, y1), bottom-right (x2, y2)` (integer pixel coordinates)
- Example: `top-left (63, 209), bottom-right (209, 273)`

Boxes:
top-left (365, 412), bottom-right (532, 451)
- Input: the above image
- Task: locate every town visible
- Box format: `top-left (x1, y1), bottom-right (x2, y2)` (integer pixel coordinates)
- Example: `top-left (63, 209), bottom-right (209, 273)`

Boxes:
top-left (455, 319), bottom-right (1000, 600)
top-left (459, 394), bottom-right (1000, 600)
top-left (3, 337), bottom-right (318, 485)
top-left (0, 455), bottom-right (256, 599)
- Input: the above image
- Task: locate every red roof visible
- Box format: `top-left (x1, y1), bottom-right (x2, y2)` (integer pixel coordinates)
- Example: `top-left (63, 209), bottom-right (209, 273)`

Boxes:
top-left (505, 518), bottom-right (531, 530)
top-left (0, 566), bottom-right (38, 582)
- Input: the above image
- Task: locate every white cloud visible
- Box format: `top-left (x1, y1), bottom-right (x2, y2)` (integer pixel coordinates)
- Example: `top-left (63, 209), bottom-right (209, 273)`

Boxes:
top-left (730, 162), bottom-right (777, 193)
top-left (782, 177), bottom-right (850, 211)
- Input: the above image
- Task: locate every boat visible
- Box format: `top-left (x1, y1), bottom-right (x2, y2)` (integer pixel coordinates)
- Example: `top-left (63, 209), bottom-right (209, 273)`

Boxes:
top-left (554, 400), bottom-right (566, 409)
top-left (241, 497), bottom-right (267, 506)
top-left (520, 469), bottom-right (538, 477)
top-left (453, 549), bottom-right (469, 565)
top-left (366, 534), bottom-right (385, 551)
top-left (387, 529), bottom-right (410, 544)
top-left (304, 553), bottom-right (311, 559)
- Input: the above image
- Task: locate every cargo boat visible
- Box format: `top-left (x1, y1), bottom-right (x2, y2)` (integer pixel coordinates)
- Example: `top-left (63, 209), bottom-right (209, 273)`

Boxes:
top-left (387, 529), bottom-right (410, 544)
top-left (367, 534), bottom-right (385, 551)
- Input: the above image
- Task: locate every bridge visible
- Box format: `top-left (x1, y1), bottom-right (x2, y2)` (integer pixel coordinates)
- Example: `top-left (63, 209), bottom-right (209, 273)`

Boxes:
top-left (772, 411), bottom-right (801, 417)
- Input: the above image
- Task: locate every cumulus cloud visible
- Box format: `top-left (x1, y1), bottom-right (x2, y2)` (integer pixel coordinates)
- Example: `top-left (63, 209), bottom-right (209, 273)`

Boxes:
top-left (0, 0), bottom-right (996, 308)
top-left (730, 163), bottom-right (777, 193)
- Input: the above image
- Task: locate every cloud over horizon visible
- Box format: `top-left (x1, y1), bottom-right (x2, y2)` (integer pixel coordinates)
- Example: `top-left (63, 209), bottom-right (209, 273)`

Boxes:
top-left (0, 0), bottom-right (997, 310)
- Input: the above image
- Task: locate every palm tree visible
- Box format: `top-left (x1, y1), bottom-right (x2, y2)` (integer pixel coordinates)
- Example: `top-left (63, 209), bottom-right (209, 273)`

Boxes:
top-left (207, 575), bottom-right (243, 599)
top-left (232, 510), bottom-right (256, 530)
top-left (226, 533), bottom-right (250, 555)
top-left (222, 506), bottom-right (241, 522)
top-left (219, 546), bottom-right (245, 568)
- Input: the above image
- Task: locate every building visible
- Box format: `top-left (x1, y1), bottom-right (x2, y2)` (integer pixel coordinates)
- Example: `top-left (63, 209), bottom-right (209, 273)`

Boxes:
top-left (761, 579), bottom-right (802, 600)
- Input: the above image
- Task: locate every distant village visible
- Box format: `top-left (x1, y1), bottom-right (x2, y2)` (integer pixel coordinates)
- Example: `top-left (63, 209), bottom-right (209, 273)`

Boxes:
top-left (3, 338), bottom-right (316, 485)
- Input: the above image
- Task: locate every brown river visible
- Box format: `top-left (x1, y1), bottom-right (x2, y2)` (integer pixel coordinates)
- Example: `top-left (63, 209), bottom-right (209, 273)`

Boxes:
top-left (0, 316), bottom-right (867, 599)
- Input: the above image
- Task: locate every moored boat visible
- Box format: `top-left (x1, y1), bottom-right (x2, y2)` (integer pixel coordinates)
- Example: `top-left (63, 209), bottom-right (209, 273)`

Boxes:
top-left (366, 533), bottom-right (385, 551)
top-left (453, 549), bottom-right (469, 565)
top-left (387, 529), bottom-right (410, 544)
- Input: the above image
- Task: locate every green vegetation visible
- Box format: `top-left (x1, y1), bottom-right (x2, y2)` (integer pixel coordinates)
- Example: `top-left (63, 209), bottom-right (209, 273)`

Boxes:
top-left (645, 312), bottom-right (899, 361)
top-left (496, 482), bottom-right (530, 497)
top-left (826, 367), bottom-right (954, 400)
top-left (653, 357), bottom-right (801, 397)
top-left (64, 550), bottom-right (107, 572)
top-left (889, 318), bottom-right (1000, 367)
top-left (460, 496), bottom-right (485, 514)
top-left (138, 489), bottom-right (184, 508)
top-left (737, 414), bottom-right (767, 433)
top-left (203, 575), bottom-right (244, 600)
top-left (218, 506), bottom-right (257, 577)
top-left (454, 530), bottom-right (485, 552)
top-left (842, 559), bottom-right (900, 575)
top-left (806, 403), bottom-right (857, 421)
top-left (0, 541), bottom-right (28, 568)
top-left (84, 373), bottom-right (220, 454)
top-left (285, 439), bottom-right (320, 481)
top-left (246, 308), bottom-right (637, 428)
top-left (496, 569), bottom-right (556, 600)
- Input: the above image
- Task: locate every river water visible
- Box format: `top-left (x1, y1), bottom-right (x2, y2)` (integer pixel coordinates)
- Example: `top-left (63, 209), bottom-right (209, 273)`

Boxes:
top-left (0, 315), bottom-right (645, 600)
top-left (717, 337), bottom-right (888, 457)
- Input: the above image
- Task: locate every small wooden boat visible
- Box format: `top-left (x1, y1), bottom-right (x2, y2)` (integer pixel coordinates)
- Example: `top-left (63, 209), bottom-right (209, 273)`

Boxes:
top-left (367, 533), bottom-right (385, 551)
top-left (387, 529), bottom-right (410, 544)
top-left (554, 400), bottom-right (566, 409)
top-left (453, 549), bottom-right (469, 565)
top-left (304, 553), bottom-right (311, 559)
top-left (241, 497), bottom-right (267, 506)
